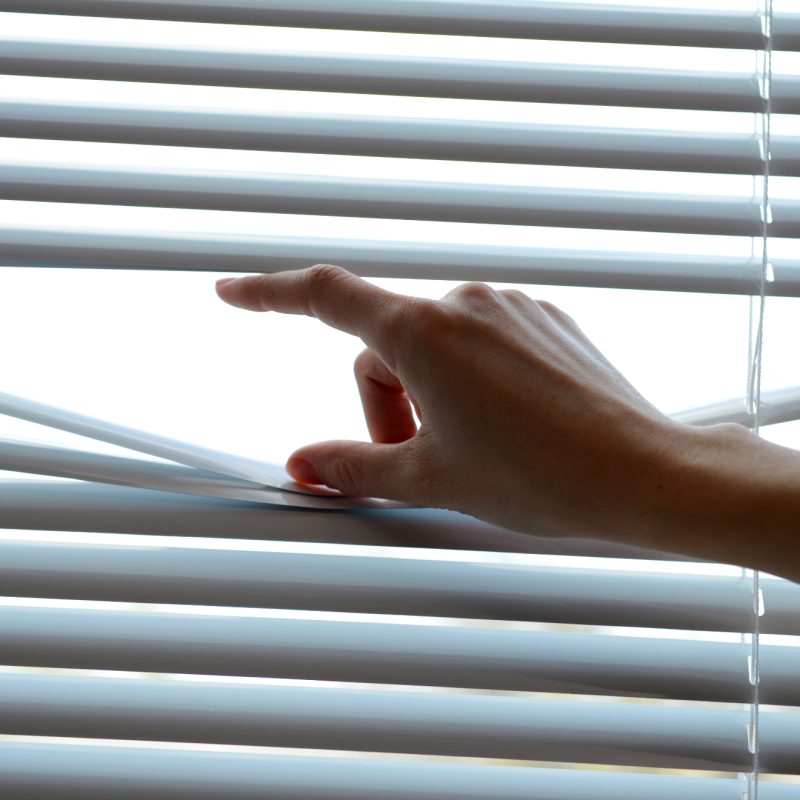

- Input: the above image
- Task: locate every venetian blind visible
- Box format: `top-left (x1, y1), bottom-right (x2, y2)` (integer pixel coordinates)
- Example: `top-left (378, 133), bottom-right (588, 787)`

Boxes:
top-left (0, 1), bottom-right (799, 798)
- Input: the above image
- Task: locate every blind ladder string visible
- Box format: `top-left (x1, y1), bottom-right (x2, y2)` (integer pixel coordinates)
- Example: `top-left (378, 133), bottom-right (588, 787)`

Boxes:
top-left (746, 1), bottom-right (774, 797)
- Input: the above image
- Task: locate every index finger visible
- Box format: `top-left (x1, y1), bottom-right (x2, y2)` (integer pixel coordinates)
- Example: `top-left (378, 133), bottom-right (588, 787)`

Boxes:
top-left (216, 264), bottom-right (405, 357)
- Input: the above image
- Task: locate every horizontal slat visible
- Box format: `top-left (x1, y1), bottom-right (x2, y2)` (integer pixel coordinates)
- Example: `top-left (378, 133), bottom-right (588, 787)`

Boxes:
top-left (0, 481), bottom-right (703, 563)
top-left (0, 1), bottom-right (776, 50)
top-left (770, 136), bottom-right (800, 177)
top-left (0, 438), bottom-right (391, 510)
top-left (0, 97), bottom-right (782, 176)
top-left (0, 741), bottom-right (779, 800)
top-left (675, 386), bottom-right (800, 428)
top-left (2, 671), bottom-right (798, 772)
top-left (0, 387), bottom-right (301, 491)
top-left (770, 197), bottom-right (800, 238)
top-left (2, 603), bottom-right (798, 704)
top-left (775, 8), bottom-right (800, 51)
top-left (773, 74), bottom-right (800, 115)
top-left (3, 535), bottom-right (799, 635)
top-left (0, 161), bottom-right (768, 236)
top-left (5, 211), bottom-right (800, 295)
top-left (0, 35), bottom-right (767, 113)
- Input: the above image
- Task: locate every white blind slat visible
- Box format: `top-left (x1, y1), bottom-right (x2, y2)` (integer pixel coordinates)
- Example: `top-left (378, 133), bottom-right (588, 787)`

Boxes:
top-left (0, 484), bottom-right (703, 561)
top-left (675, 385), bottom-right (800, 427)
top-left (0, 1), bottom-right (778, 50)
top-left (2, 670), bottom-right (795, 772)
top-left (5, 534), bottom-right (797, 633)
top-left (0, 32), bottom-right (770, 112)
top-left (772, 72), bottom-right (800, 113)
top-left (0, 439), bottom-right (369, 509)
top-left (4, 210), bottom-right (798, 294)
top-left (0, 741), bottom-right (779, 800)
top-left (0, 97), bottom-right (779, 174)
top-left (0, 161), bottom-right (775, 237)
top-left (3, 603), bottom-right (798, 705)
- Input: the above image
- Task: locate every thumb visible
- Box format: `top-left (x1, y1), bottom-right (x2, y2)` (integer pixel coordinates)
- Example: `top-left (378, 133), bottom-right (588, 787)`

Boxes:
top-left (287, 440), bottom-right (415, 500)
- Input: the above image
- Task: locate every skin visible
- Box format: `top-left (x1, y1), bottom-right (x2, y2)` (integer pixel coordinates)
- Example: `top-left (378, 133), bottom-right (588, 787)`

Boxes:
top-left (216, 264), bottom-right (800, 583)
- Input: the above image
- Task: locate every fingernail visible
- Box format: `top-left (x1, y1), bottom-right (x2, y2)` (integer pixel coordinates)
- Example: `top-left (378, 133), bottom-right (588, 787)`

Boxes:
top-left (216, 277), bottom-right (236, 289)
top-left (287, 457), bottom-right (322, 485)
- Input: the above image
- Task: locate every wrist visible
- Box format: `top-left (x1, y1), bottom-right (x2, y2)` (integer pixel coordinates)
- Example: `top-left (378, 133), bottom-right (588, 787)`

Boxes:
top-left (623, 421), bottom-right (800, 579)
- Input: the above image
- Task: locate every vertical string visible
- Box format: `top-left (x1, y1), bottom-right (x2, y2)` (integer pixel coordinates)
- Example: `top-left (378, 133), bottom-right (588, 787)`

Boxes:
top-left (746, 2), bottom-right (773, 798)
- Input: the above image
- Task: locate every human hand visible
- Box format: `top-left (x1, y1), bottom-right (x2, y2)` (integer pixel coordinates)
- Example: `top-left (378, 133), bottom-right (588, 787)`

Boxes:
top-left (215, 264), bottom-right (698, 544)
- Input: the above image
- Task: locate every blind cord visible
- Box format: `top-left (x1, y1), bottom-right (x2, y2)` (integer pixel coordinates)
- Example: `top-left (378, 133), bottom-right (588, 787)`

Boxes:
top-left (748, 1), bottom-right (774, 428)
top-left (746, 1), bottom-right (774, 797)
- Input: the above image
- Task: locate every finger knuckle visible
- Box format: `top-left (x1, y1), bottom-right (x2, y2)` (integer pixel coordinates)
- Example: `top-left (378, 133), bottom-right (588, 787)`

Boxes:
top-left (327, 456), bottom-right (367, 495)
top-left (534, 299), bottom-right (559, 316)
top-left (247, 275), bottom-right (275, 310)
top-left (306, 263), bottom-right (348, 296)
top-left (450, 281), bottom-right (497, 305)
top-left (560, 310), bottom-right (579, 329)
top-left (500, 289), bottom-right (531, 305)
top-left (533, 299), bottom-right (575, 325)
top-left (353, 348), bottom-right (374, 378)
top-left (354, 348), bottom-right (390, 385)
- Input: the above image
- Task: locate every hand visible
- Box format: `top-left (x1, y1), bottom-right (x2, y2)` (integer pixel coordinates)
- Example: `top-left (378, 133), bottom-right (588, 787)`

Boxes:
top-left (215, 264), bottom-right (693, 543)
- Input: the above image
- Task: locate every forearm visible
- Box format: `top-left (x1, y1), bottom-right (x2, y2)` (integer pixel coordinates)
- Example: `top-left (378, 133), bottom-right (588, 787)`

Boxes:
top-left (619, 422), bottom-right (800, 582)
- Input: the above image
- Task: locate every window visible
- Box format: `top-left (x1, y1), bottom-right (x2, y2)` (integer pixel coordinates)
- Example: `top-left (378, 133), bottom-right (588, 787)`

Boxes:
top-left (0, 2), bottom-right (799, 797)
